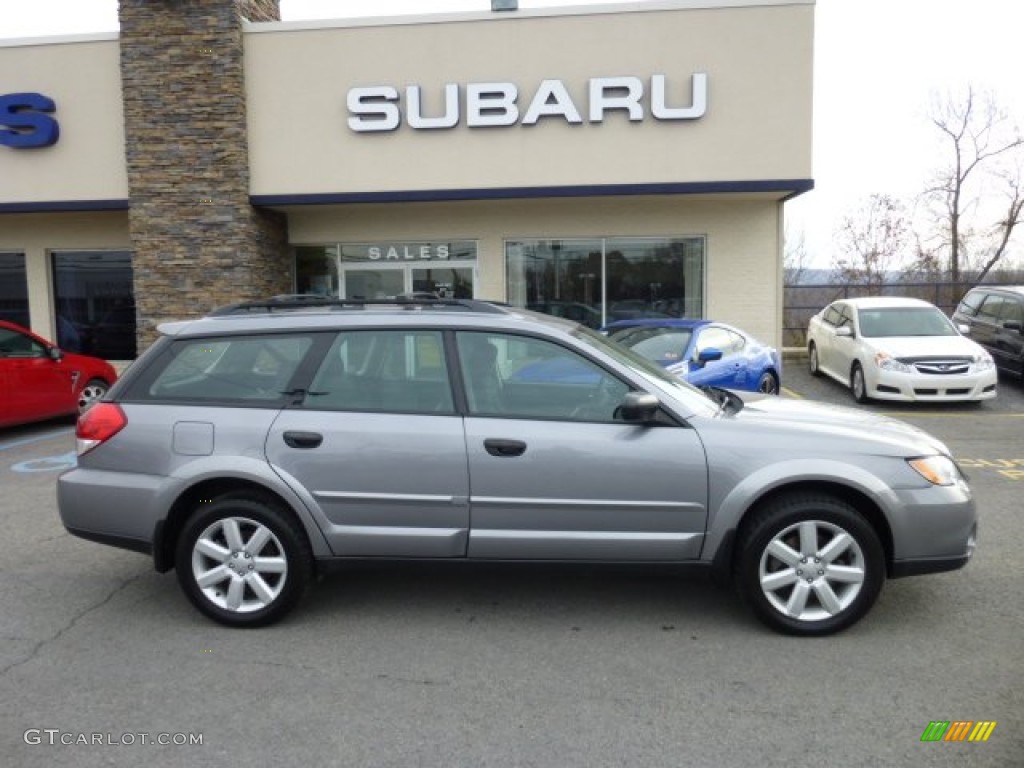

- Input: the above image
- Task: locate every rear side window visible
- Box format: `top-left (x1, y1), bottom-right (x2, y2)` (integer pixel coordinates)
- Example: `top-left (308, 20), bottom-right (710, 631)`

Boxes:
top-left (303, 329), bottom-right (454, 414)
top-left (140, 335), bottom-right (313, 403)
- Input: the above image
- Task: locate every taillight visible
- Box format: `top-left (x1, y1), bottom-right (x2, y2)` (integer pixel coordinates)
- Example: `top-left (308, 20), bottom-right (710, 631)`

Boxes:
top-left (76, 403), bottom-right (127, 456)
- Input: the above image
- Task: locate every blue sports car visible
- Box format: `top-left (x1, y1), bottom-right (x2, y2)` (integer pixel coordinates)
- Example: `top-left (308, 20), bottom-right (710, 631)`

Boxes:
top-left (604, 318), bottom-right (782, 394)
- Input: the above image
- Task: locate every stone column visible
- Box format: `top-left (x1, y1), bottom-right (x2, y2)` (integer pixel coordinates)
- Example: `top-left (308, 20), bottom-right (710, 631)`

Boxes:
top-left (119, 0), bottom-right (290, 350)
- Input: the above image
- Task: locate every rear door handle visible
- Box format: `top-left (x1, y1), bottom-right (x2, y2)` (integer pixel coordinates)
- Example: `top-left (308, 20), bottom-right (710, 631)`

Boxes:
top-left (483, 438), bottom-right (526, 457)
top-left (283, 431), bottom-right (323, 449)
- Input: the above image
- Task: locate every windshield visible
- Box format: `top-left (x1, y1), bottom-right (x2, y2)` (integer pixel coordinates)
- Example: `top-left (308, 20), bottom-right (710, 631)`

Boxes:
top-left (857, 307), bottom-right (958, 338)
top-left (572, 325), bottom-right (720, 416)
top-left (607, 326), bottom-right (694, 364)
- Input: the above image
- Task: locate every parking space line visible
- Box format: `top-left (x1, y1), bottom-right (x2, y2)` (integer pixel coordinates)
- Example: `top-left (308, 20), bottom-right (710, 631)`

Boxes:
top-left (0, 427), bottom-right (74, 453)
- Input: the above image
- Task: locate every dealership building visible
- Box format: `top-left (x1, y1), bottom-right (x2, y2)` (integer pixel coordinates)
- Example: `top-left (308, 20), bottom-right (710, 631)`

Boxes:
top-left (0, 0), bottom-right (813, 360)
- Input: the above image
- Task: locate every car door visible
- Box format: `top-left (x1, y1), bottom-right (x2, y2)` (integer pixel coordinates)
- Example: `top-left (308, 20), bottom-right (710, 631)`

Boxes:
top-left (456, 330), bottom-right (709, 561)
top-left (991, 294), bottom-right (1024, 375)
top-left (266, 328), bottom-right (470, 558)
top-left (0, 324), bottom-right (75, 422)
top-left (688, 325), bottom-right (740, 388)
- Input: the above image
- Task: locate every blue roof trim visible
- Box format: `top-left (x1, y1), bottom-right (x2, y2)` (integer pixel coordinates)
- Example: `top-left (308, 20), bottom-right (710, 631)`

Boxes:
top-left (251, 179), bottom-right (815, 206)
top-left (0, 199), bottom-right (130, 213)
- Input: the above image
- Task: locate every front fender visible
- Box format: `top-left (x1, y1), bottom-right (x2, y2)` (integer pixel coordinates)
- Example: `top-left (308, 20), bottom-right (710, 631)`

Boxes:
top-left (700, 458), bottom-right (902, 562)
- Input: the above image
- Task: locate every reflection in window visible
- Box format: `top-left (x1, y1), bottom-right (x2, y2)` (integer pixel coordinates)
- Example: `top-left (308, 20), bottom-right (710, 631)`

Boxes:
top-left (148, 335), bottom-right (313, 401)
top-left (305, 330), bottom-right (454, 414)
top-left (457, 331), bottom-right (629, 422)
top-left (0, 252), bottom-right (29, 328)
top-left (506, 237), bottom-right (704, 328)
top-left (52, 251), bottom-right (135, 358)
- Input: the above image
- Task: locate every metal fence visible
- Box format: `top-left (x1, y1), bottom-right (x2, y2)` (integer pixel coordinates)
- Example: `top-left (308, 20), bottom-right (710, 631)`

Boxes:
top-left (782, 281), bottom-right (1005, 348)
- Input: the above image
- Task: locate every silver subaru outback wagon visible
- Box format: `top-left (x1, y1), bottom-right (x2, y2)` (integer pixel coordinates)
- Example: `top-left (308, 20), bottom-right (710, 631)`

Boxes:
top-left (57, 297), bottom-right (977, 636)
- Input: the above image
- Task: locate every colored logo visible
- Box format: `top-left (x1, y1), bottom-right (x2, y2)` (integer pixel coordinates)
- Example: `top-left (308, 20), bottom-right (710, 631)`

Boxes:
top-left (920, 721), bottom-right (997, 742)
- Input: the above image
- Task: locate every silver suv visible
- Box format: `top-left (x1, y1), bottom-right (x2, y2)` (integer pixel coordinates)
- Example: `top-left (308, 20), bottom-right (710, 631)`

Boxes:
top-left (58, 297), bottom-right (977, 635)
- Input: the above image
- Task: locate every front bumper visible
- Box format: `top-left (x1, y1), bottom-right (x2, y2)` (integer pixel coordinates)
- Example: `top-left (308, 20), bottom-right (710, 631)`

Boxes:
top-left (866, 367), bottom-right (997, 402)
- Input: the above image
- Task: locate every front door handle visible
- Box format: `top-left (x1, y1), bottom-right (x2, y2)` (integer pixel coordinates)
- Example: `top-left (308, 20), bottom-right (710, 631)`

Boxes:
top-left (283, 431), bottom-right (323, 449)
top-left (483, 438), bottom-right (527, 457)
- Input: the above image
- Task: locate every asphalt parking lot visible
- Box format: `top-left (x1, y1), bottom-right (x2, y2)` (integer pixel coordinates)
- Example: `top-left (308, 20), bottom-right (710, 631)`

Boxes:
top-left (1, 369), bottom-right (1022, 767)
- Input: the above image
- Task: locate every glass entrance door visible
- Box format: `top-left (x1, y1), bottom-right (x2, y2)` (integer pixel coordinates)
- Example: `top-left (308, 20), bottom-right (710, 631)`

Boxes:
top-left (411, 266), bottom-right (474, 299)
top-left (341, 267), bottom-right (405, 300)
top-left (340, 264), bottom-right (476, 300)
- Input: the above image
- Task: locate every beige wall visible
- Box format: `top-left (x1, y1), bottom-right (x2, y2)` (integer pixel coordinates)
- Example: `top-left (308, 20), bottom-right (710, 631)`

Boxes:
top-left (285, 194), bottom-right (783, 344)
top-left (0, 212), bottom-right (130, 339)
top-left (245, 1), bottom-right (813, 196)
top-left (0, 35), bottom-right (128, 205)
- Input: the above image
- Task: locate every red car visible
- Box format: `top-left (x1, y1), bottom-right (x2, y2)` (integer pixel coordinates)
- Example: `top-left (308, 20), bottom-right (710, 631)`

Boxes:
top-left (0, 320), bottom-right (118, 429)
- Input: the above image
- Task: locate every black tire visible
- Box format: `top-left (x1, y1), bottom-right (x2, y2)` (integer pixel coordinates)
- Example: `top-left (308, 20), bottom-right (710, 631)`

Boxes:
top-left (175, 494), bottom-right (313, 627)
top-left (808, 343), bottom-right (821, 377)
top-left (850, 361), bottom-right (869, 403)
top-left (757, 371), bottom-right (780, 395)
top-left (735, 493), bottom-right (885, 636)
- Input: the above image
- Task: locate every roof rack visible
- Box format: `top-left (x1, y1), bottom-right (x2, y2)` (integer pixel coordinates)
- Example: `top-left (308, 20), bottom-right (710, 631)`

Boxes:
top-left (208, 294), bottom-right (510, 317)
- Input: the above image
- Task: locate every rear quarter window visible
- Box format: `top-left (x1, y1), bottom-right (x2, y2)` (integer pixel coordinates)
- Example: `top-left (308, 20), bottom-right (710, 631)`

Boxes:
top-left (125, 334), bottom-right (314, 403)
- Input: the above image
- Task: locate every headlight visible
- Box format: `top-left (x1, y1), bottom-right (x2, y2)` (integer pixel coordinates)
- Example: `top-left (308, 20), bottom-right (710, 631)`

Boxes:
top-left (874, 352), bottom-right (912, 373)
top-left (972, 353), bottom-right (995, 372)
top-left (907, 456), bottom-right (961, 486)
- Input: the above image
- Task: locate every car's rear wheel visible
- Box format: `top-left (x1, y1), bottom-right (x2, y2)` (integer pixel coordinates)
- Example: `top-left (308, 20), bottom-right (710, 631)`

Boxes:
top-left (850, 362), bottom-right (869, 403)
top-left (77, 378), bottom-right (109, 412)
top-left (808, 343), bottom-right (821, 377)
top-left (736, 494), bottom-right (885, 636)
top-left (175, 495), bottom-right (313, 627)
top-left (757, 371), bottom-right (780, 395)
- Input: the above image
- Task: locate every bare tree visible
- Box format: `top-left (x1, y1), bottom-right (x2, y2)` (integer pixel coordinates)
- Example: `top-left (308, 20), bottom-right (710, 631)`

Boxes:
top-left (784, 223), bottom-right (811, 286)
top-left (921, 86), bottom-right (1024, 288)
top-left (831, 194), bottom-right (911, 292)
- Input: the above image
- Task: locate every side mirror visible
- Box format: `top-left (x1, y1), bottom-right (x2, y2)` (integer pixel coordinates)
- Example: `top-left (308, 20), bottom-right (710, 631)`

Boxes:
top-left (619, 391), bottom-right (659, 423)
top-left (48, 346), bottom-right (63, 362)
top-left (693, 347), bottom-right (723, 368)
top-left (835, 326), bottom-right (854, 338)
top-left (957, 323), bottom-right (971, 335)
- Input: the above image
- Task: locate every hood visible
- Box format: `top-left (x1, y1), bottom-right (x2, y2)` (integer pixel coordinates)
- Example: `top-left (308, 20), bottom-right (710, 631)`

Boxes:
top-left (726, 395), bottom-right (951, 458)
top-left (863, 334), bottom-right (987, 359)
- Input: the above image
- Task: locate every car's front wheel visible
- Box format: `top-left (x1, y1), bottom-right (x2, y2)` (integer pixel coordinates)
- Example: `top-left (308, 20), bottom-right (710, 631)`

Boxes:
top-left (850, 362), bottom-right (869, 403)
top-left (808, 342), bottom-right (821, 377)
top-left (736, 494), bottom-right (885, 636)
top-left (175, 495), bottom-right (313, 627)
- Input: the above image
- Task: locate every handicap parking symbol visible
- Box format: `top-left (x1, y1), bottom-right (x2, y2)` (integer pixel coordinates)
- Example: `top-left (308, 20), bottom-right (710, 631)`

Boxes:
top-left (10, 450), bottom-right (78, 473)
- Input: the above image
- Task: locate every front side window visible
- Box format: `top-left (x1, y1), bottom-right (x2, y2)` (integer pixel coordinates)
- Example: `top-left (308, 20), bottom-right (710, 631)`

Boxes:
top-left (0, 325), bottom-right (45, 358)
top-left (457, 331), bottom-right (630, 422)
top-left (143, 335), bottom-right (313, 402)
top-left (694, 326), bottom-right (741, 357)
top-left (304, 330), bottom-right (454, 414)
top-left (956, 290), bottom-right (986, 318)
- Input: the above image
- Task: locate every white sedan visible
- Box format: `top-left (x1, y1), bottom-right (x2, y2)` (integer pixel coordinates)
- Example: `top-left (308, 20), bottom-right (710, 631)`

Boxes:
top-left (806, 297), bottom-right (997, 403)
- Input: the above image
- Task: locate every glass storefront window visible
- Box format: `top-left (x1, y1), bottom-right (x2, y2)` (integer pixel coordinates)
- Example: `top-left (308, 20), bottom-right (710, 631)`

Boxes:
top-left (52, 251), bottom-right (135, 359)
top-left (0, 252), bottom-right (29, 328)
top-left (505, 237), bottom-right (704, 328)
